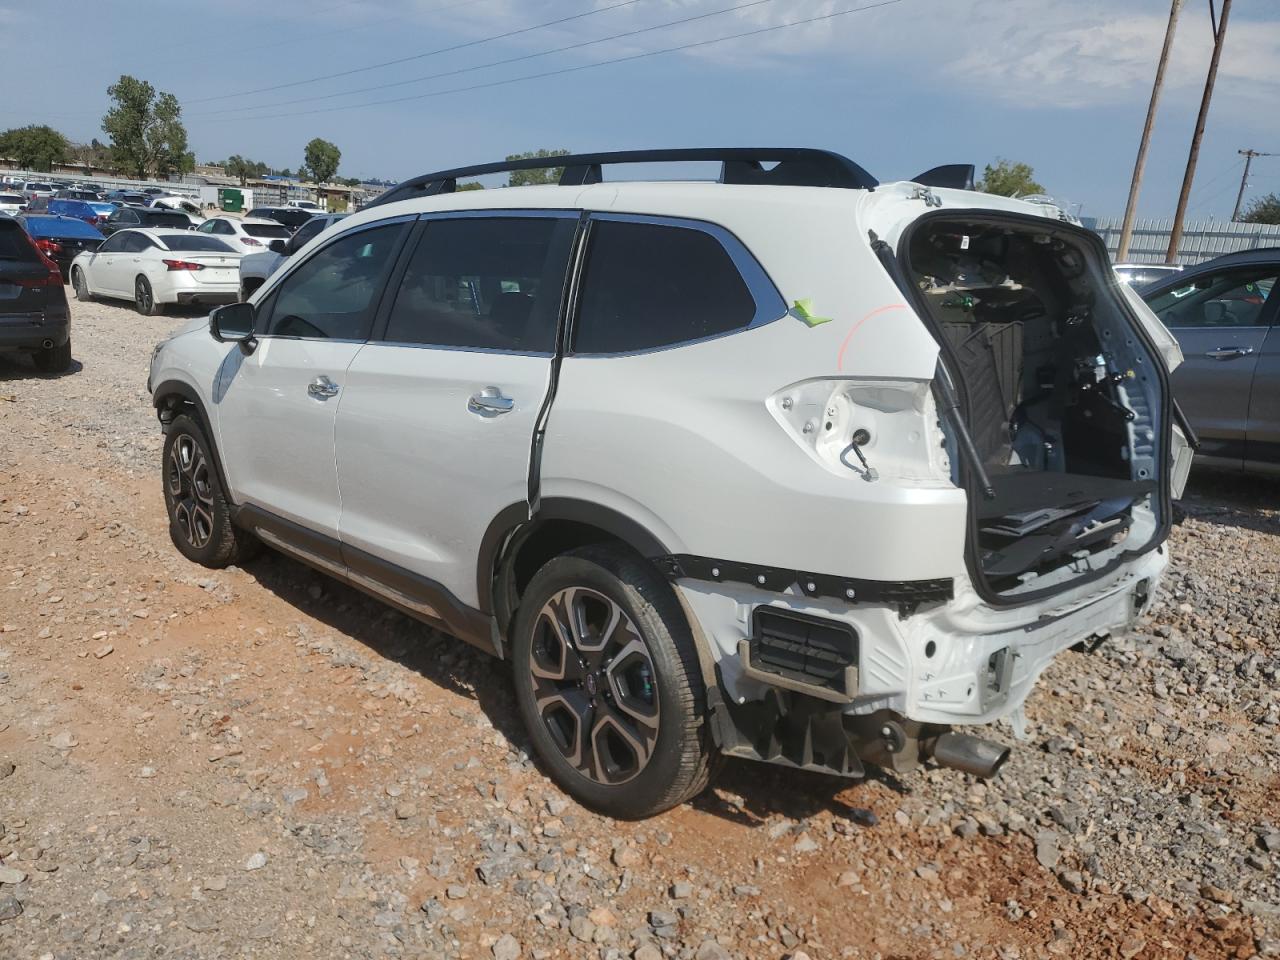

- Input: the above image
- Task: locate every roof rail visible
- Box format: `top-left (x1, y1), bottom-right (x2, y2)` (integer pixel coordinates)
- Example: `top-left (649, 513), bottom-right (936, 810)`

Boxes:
top-left (365, 148), bottom-right (878, 208)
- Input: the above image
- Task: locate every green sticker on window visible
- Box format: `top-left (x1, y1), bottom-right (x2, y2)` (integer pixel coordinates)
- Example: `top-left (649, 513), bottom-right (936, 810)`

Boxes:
top-left (792, 298), bottom-right (832, 326)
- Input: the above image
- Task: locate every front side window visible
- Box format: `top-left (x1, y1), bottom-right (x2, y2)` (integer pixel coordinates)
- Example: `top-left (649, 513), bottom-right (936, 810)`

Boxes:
top-left (382, 216), bottom-right (574, 352)
top-left (573, 219), bottom-right (763, 354)
top-left (290, 217), bottom-right (328, 249)
top-left (261, 222), bottom-right (405, 340)
top-left (1147, 267), bottom-right (1279, 328)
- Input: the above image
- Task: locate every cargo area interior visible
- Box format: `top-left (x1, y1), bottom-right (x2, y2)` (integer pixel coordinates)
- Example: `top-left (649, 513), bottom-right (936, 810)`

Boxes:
top-left (903, 216), bottom-right (1163, 596)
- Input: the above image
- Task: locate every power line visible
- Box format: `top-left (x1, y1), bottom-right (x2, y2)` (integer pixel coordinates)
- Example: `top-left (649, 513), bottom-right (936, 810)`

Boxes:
top-left (185, 0), bottom-right (648, 104)
top-left (203, 0), bottom-right (904, 124)
top-left (192, 0), bottom-right (790, 118)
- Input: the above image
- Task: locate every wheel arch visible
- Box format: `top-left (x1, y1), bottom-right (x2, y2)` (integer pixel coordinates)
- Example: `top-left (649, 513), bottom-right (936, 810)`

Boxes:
top-left (151, 378), bottom-right (235, 504)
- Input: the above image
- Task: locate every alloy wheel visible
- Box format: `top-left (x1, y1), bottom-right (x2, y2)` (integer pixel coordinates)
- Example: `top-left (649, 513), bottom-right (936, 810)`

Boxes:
top-left (136, 278), bottom-right (152, 312)
top-left (167, 434), bottom-right (214, 549)
top-left (529, 587), bottom-right (660, 785)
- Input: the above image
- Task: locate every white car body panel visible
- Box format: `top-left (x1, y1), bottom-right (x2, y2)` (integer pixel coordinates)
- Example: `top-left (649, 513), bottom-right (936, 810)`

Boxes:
top-left (72, 229), bottom-right (241, 305)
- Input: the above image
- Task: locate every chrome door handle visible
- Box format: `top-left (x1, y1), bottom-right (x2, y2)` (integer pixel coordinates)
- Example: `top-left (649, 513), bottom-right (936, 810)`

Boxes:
top-left (467, 387), bottom-right (514, 416)
top-left (307, 375), bottom-right (340, 399)
top-left (1204, 346), bottom-right (1254, 360)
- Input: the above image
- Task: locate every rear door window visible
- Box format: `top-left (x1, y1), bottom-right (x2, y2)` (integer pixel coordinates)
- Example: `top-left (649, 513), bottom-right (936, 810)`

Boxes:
top-left (572, 217), bottom-right (774, 354)
top-left (261, 222), bottom-right (406, 340)
top-left (381, 216), bottom-right (575, 353)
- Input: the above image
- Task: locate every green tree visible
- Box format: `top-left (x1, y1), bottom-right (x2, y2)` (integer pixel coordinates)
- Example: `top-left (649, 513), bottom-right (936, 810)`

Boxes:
top-left (1242, 193), bottom-right (1280, 225)
top-left (457, 181), bottom-right (485, 192)
top-left (977, 158), bottom-right (1045, 197)
top-left (0, 125), bottom-right (70, 172)
top-left (222, 155), bottom-right (270, 185)
top-left (102, 76), bottom-right (191, 178)
top-left (302, 138), bottom-right (341, 187)
top-left (506, 148), bottom-right (570, 187)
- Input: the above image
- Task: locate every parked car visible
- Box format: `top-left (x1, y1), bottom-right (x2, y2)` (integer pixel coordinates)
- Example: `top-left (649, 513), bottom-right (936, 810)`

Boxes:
top-left (195, 216), bottom-right (292, 254)
top-left (0, 215), bottom-right (72, 372)
top-left (150, 195), bottom-right (203, 216)
top-left (22, 181), bottom-right (55, 202)
top-left (99, 205), bottom-right (197, 236)
top-left (238, 213), bottom-right (346, 298)
top-left (27, 197), bottom-right (103, 226)
top-left (244, 206), bottom-right (315, 231)
top-left (16, 215), bottom-right (104, 281)
top-left (0, 193), bottom-right (26, 216)
top-left (1114, 262), bottom-right (1184, 288)
top-left (56, 189), bottom-right (104, 203)
top-left (106, 190), bottom-right (150, 206)
top-left (284, 199), bottom-right (325, 215)
top-left (70, 228), bottom-right (241, 315)
top-left (1140, 247), bottom-right (1279, 475)
top-left (147, 148), bottom-right (1186, 817)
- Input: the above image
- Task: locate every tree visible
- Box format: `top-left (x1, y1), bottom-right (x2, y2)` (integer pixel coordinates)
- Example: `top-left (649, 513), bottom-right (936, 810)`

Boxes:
top-left (302, 138), bottom-right (341, 187)
top-left (1242, 193), bottom-right (1280, 225)
top-left (457, 181), bottom-right (485, 192)
top-left (69, 138), bottom-right (112, 173)
top-left (278, 167), bottom-right (292, 178)
top-left (977, 158), bottom-right (1045, 197)
top-left (102, 75), bottom-right (191, 178)
top-left (506, 148), bottom-right (570, 187)
top-left (0, 125), bottom-right (69, 172)
top-left (222, 156), bottom-right (271, 185)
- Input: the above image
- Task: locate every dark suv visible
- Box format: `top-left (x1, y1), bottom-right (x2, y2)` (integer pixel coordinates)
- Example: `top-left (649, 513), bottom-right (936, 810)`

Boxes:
top-left (100, 206), bottom-right (194, 236)
top-left (244, 207), bottom-right (315, 231)
top-left (0, 218), bottom-right (72, 372)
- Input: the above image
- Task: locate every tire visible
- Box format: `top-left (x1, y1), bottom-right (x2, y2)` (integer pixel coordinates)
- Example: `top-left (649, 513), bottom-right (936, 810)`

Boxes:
top-left (135, 275), bottom-right (161, 316)
top-left (71, 267), bottom-right (92, 301)
top-left (162, 413), bottom-right (260, 568)
top-left (511, 545), bottom-right (715, 819)
top-left (33, 337), bottom-right (72, 374)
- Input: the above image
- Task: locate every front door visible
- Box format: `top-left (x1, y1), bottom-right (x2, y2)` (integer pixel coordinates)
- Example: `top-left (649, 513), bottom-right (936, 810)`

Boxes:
top-left (212, 219), bottom-right (409, 544)
top-left (1148, 265), bottom-right (1279, 466)
top-left (1246, 317), bottom-right (1280, 472)
top-left (335, 212), bottom-right (578, 609)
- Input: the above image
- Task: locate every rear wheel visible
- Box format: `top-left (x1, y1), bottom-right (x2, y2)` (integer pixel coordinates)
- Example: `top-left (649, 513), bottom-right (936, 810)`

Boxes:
top-left (162, 413), bottom-right (259, 567)
top-left (71, 267), bottom-right (91, 301)
top-left (511, 545), bottom-right (715, 819)
top-left (135, 275), bottom-right (161, 316)
top-left (33, 337), bottom-right (72, 373)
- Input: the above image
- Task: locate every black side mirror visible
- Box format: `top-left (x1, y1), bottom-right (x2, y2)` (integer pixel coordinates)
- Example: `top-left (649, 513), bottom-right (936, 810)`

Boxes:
top-left (269, 238), bottom-right (288, 255)
top-left (210, 302), bottom-right (257, 350)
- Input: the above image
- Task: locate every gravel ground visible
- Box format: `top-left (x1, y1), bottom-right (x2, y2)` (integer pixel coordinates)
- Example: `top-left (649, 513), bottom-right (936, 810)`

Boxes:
top-left (0, 297), bottom-right (1276, 960)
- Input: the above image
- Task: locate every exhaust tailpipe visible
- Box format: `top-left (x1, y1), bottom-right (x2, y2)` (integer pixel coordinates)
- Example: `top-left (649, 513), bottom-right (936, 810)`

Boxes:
top-left (928, 732), bottom-right (1010, 779)
top-left (41, 339), bottom-right (54, 349)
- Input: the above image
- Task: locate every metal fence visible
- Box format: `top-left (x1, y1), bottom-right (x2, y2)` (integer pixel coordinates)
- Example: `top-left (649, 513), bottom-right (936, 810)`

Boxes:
top-left (1084, 216), bottom-right (1280, 265)
top-left (0, 167), bottom-right (202, 200)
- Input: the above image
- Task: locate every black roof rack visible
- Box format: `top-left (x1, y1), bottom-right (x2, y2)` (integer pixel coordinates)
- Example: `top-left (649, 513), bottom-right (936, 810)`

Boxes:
top-left (366, 148), bottom-right (879, 208)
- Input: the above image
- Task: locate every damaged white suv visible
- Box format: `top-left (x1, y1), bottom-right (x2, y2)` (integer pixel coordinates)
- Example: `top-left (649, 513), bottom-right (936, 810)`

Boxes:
top-left (148, 149), bottom-right (1190, 818)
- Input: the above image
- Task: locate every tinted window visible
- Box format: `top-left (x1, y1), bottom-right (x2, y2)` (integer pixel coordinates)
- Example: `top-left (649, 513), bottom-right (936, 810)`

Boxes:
top-left (262, 223), bottom-right (404, 340)
top-left (243, 222), bottom-right (290, 239)
top-left (574, 220), bottom-right (759, 354)
top-left (0, 195), bottom-right (23, 204)
top-left (290, 217), bottom-right (329, 248)
top-left (1147, 267), bottom-right (1279, 328)
top-left (0, 222), bottom-right (37, 261)
top-left (383, 217), bottom-right (573, 352)
top-left (143, 211), bottom-right (190, 228)
top-left (114, 208), bottom-right (140, 223)
top-left (161, 235), bottom-right (236, 252)
top-left (121, 233), bottom-right (155, 253)
top-left (97, 233), bottom-right (128, 253)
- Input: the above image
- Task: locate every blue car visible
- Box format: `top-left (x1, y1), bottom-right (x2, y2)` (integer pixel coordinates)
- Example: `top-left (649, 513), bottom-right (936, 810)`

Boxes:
top-left (28, 197), bottom-right (104, 227)
top-left (16, 214), bottom-right (103, 280)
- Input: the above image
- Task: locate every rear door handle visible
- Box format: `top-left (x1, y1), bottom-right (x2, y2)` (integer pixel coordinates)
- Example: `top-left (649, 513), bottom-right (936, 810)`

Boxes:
top-left (1204, 346), bottom-right (1254, 360)
top-left (307, 375), bottom-right (340, 399)
top-left (467, 387), bottom-right (514, 416)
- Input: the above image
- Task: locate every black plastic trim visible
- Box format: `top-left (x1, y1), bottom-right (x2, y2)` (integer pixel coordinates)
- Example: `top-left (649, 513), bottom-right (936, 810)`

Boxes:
top-left (151, 379), bottom-right (235, 503)
top-left (893, 209), bottom-right (1175, 609)
top-left (657, 553), bottom-right (953, 616)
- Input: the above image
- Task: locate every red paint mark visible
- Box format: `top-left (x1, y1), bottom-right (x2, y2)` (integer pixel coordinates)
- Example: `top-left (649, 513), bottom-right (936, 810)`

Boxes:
top-left (837, 303), bottom-right (907, 371)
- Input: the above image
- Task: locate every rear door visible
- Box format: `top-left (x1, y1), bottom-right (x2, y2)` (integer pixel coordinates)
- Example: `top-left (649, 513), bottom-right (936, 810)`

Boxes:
top-left (212, 218), bottom-right (409, 543)
top-left (334, 211), bottom-right (577, 608)
top-left (1147, 265), bottom-right (1279, 467)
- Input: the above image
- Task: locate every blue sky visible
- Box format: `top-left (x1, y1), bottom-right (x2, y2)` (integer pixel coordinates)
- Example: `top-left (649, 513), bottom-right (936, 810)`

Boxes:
top-left (3, 0), bottom-right (1277, 217)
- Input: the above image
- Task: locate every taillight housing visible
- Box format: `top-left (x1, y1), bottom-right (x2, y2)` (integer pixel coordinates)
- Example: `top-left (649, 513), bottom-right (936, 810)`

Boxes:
top-left (162, 259), bottom-right (205, 271)
top-left (35, 238), bottom-right (62, 257)
top-left (241, 237), bottom-right (262, 246)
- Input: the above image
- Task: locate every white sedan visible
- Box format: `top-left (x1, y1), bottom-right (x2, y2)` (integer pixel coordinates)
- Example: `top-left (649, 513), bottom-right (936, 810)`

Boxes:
top-left (196, 216), bottom-right (292, 254)
top-left (69, 228), bottom-right (242, 316)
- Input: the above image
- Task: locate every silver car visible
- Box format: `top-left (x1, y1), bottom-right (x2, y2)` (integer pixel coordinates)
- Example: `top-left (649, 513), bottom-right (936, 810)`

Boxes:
top-left (1142, 248), bottom-right (1280, 475)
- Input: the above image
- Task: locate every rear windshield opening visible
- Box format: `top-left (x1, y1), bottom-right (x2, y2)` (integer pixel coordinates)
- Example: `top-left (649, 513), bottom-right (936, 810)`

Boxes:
top-left (903, 216), bottom-right (1165, 599)
top-left (0, 222), bottom-right (39, 261)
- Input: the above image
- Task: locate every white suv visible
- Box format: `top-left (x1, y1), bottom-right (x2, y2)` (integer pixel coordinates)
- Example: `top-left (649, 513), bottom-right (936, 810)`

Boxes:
top-left (148, 149), bottom-right (1190, 818)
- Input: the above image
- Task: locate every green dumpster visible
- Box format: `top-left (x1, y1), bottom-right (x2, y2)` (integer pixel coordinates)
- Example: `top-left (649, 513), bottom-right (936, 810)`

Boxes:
top-left (218, 188), bottom-right (244, 213)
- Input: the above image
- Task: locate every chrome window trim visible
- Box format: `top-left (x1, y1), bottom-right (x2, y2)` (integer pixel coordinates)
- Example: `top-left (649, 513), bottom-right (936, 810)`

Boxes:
top-left (569, 211), bottom-right (787, 358)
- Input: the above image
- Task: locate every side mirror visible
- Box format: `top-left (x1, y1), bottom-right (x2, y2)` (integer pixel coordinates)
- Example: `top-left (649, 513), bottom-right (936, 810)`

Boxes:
top-left (210, 302), bottom-right (257, 348)
top-left (269, 239), bottom-right (288, 255)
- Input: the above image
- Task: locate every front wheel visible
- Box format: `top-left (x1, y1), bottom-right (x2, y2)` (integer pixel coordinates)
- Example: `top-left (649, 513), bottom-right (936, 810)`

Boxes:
top-left (511, 545), bottom-right (715, 819)
top-left (162, 414), bottom-right (260, 567)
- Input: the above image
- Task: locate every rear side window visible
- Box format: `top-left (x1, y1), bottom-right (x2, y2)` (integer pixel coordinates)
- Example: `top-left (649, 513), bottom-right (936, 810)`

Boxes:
top-left (573, 219), bottom-right (763, 354)
top-left (146, 212), bottom-right (190, 228)
top-left (0, 222), bottom-right (38, 261)
top-left (382, 216), bottom-right (574, 353)
top-left (243, 223), bottom-right (290, 239)
top-left (262, 222), bottom-right (405, 340)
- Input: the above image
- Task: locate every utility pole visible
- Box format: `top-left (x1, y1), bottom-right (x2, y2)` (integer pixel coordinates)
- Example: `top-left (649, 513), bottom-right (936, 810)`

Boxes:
top-left (1167, 0), bottom-right (1233, 263)
top-left (1117, 0), bottom-right (1182, 262)
top-left (1232, 149), bottom-right (1275, 221)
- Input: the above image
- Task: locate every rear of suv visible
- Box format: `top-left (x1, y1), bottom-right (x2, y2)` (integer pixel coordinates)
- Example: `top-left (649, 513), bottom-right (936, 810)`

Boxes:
top-left (0, 216), bottom-right (72, 372)
top-left (149, 149), bottom-right (1186, 818)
